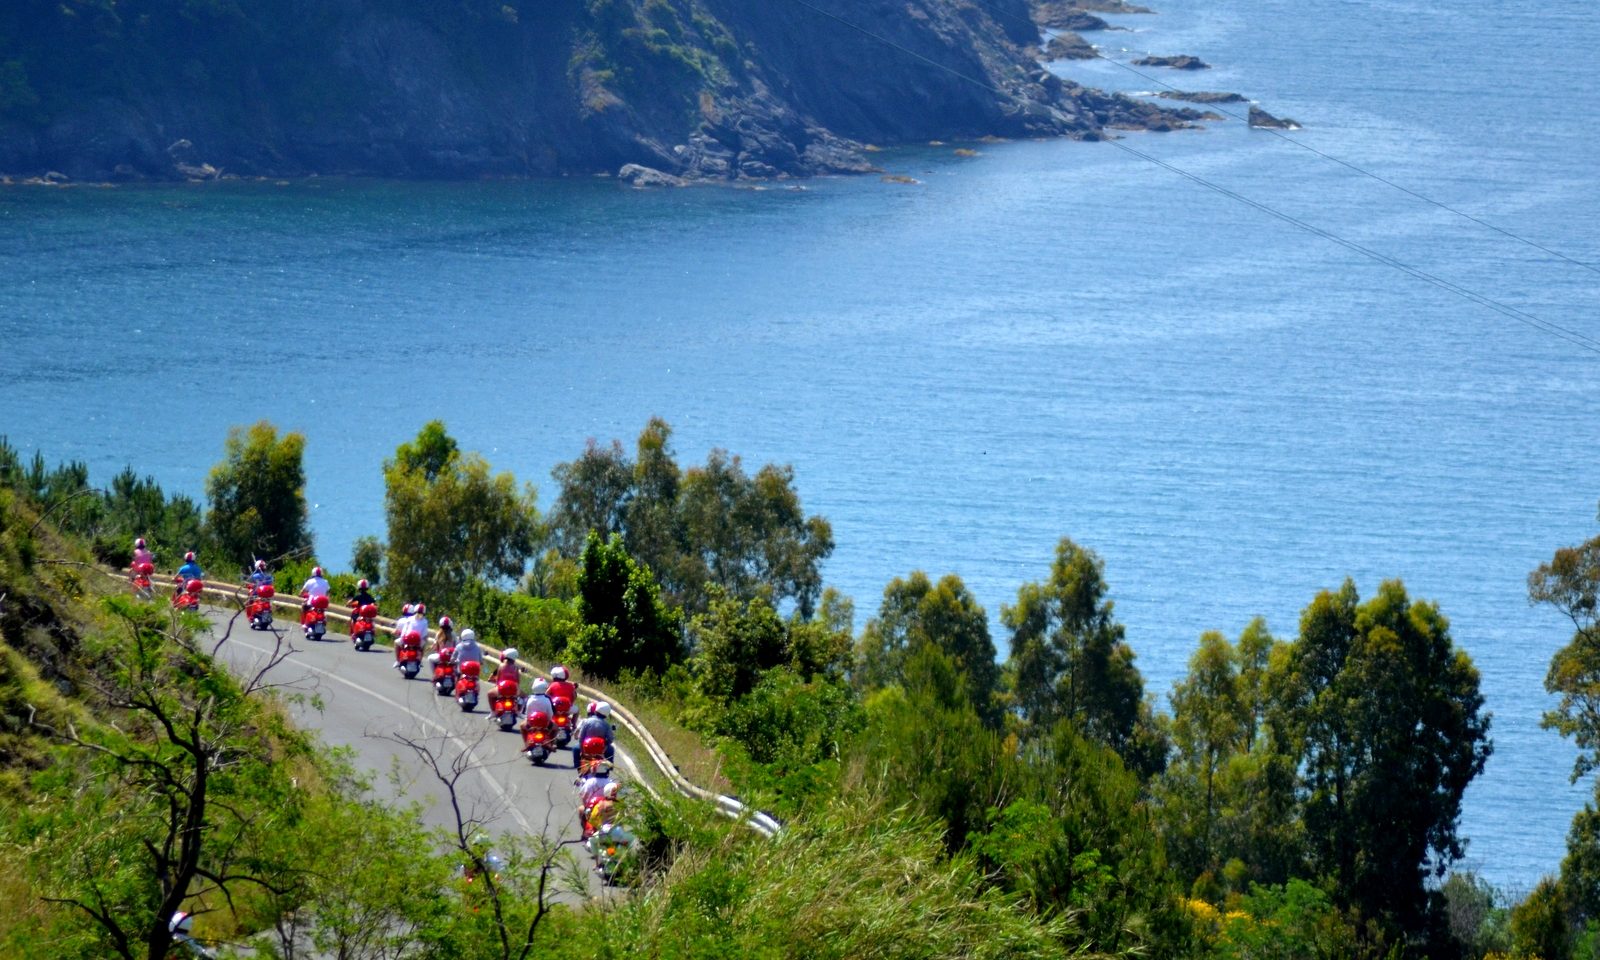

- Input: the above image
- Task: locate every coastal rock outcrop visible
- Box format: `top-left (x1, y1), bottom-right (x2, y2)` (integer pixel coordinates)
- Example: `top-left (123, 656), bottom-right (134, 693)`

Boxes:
top-left (1044, 33), bottom-right (1099, 61)
top-left (1248, 106), bottom-right (1301, 129)
top-left (0, 0), bottom-right (1195, 183)
top-left (1156, 91), bottom-right (1246, 103)
top-left (1132, 55), bottom-right (1211, 70)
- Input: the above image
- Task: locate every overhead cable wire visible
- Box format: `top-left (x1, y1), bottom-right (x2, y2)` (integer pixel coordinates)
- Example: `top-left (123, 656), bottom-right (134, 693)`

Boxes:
top-left (963, 0), bottom-right (1600, 277)
top-left (776, 0), bottom-right (1600, 356)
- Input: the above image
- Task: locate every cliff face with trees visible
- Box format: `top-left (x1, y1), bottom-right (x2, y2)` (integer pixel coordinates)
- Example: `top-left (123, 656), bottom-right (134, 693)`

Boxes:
top-left (0, 0), bottom-right (1186, 181)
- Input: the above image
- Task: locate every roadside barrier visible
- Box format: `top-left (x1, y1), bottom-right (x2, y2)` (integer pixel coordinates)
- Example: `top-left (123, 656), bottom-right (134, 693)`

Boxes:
top-left (107, 567), bottom-right (781, 837)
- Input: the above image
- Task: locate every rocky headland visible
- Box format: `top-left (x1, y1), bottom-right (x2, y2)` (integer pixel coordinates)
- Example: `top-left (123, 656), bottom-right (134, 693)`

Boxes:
top-left (0, 0), bottom-right (1198, 184)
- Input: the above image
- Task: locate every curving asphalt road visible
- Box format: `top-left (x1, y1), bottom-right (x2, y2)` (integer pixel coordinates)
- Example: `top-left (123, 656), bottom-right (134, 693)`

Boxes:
top-left (201, 606), bottom-right (591, 855)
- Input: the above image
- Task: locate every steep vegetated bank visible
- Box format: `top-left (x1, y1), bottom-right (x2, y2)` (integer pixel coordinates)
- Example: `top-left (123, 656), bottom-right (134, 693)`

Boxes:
top-left (0, 0), bottom-right (1193, 182)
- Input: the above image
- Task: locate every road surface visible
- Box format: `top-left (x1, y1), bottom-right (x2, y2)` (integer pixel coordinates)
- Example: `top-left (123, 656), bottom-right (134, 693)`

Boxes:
top-left (202, 607), bottom-right (590, 853)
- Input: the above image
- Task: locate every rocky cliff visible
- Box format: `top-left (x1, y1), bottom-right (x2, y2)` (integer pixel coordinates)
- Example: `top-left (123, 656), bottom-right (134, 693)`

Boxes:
top-left (0, 0), bottom-right (1190, 182)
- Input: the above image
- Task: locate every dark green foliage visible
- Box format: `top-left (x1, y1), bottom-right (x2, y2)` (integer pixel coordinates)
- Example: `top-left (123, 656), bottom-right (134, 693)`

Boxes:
top-left (545, 418), bottom-right (834, 618)
top-left (1004, 537), bottom-right (1167, 777)
top-left (856, 570), bottom-right (1002, 727)
top-left (1274, 578), bottom-right (1490, 939)
top-left (205, 420), bottom-right (312, 571)
top-left (1208, 880), bottom-right (1390, 960)
top-left (568, 532), bottom-right (683, 679)
top-left (1512, 878), bottom-right (1572, 960)
top-left (705, 667), bottom-right (862, 816)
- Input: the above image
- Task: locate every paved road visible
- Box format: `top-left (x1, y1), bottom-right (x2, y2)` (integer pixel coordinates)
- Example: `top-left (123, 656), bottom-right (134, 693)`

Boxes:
top-left (202, 608), bottom-right (590, 852)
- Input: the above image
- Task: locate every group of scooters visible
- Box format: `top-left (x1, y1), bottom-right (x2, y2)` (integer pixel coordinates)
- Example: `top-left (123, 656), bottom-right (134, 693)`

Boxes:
top-left (129, 560), bottom-right (206, 611)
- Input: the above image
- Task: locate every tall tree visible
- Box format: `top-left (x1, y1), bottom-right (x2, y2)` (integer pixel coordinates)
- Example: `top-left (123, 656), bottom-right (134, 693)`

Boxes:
top-left (383, 421), bottom-right (539, 605)
top-left (856, 571), bottom-right (1001, 727)
top-left (1530, 527), bottom-right (1600, 781)
top-left (544, 419), bottom-right (834, 617)
top-left (1274, 578), bottom-right (1491, 936)
top-left (204, 421), bottom-right (311, 570)
top-left (1163, 630), bottom-right (1250, 883)
top-left (1003, 538), bottom-right (1154, 763)
top-left (568, 532), bottom-right (683, 679)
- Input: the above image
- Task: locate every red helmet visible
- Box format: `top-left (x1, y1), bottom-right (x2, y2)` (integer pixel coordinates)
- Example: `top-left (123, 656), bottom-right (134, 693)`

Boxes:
top-left (401, 604), bottom-right (414, 616)
top-left (312, 566), bottom-right (323, 578)
top-left (184, 551), bottom-right (196, 562)
top-left (440, 616), bottom-right (452, 628)
top-left (357, 579), bottom-right (369, 590)
top-left (415, 603), bottom-right (426, 615)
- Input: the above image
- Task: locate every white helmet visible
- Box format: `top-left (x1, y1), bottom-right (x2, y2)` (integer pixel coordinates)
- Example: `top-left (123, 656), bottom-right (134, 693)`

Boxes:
top-left (502, 648), bottom-right (518, 661)
top-left (312, 566), bottom-right (323, 578)
top-left (550, 664), bottom-right (569, 681)
top-left (602, 781), bottom-right (620, 799)
top-left (169, 911), bottom-right (195, 936)
top-left (135, 537), bottom-right (146, 549)
top-left (595, 702), bottom-right (612, 718)
top-left (255, 559), bottom-right (267, 571)
top-left (530, 677), bottom-right (549, 695)
top-left (460, 628), bottom-right (476, 642)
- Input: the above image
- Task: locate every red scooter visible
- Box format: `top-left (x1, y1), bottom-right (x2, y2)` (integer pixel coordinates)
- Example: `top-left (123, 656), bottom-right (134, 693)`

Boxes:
top-left (301, 593), bottom-right (329, 641)
top-left (245, 582), bottom-right (276, 630)
top-left (522, 709), bottom-right (555, 765)
top-left (395, 631), bottom-right (423, 680)
top-left (131, 561), bottom-right (155, 601)
top-left (172, 577), bottom-right (203, 611)
top-left (490, 677), bottom-right (520, 731)
top-left (455, 660), bottom-right (481, 712)
top-left (431, 645), bottom-right (457, 696)
top-left (551, 695), bottom-right (574, 748)
top-left (350, 603), bottom-right (378, 651)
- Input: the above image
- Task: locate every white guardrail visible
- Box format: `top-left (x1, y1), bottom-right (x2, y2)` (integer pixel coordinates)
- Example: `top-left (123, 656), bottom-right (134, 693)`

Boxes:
top-left (110, 568), bottom-right (782, 838)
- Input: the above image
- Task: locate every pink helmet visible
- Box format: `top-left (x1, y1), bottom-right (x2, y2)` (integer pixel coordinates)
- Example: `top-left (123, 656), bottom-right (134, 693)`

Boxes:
top-left (440, 616), bottom-right (453, 629)
top-left (184, 551), bottom-right (196, 562)
top-left (401, 603), bottom-right (414, 616)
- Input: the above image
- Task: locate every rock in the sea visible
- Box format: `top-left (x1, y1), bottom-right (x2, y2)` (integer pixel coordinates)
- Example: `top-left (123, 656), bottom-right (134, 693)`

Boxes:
top-left (1033, 0), bottom-right (1146, 28)
top-left (1132, 55), bottom-right (1211, 70)
top-left (175, 162), bottom-right (220, 180)
top-left (1156, 90), bottom-right (1246, 103)
top-left (880, 174), bottom-right (920, 184)
top-left (1044, 33), bottom-right (1097, 60)
top-left (618, 163), bottom-right (688, 188)
top-left (1248, 106), bottom-right (1301, 129)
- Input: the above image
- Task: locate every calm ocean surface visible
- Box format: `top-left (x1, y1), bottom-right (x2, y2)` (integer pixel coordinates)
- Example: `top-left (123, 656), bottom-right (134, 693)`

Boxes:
top-left (3, 0), bottom-right (1597, 890)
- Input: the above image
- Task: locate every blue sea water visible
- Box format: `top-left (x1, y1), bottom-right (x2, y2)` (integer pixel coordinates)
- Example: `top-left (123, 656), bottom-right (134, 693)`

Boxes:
top-left (2, 0), bottom-right (1598, 891)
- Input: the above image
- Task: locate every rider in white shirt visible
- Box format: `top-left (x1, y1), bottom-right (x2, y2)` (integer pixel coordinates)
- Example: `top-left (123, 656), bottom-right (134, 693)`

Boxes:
top-left (300, 566), bottom-right (330, 611)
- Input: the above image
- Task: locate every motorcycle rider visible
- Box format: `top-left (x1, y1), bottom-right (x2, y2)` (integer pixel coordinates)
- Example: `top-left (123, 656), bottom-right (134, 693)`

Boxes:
top-left (348, 578), bottom-right (376, 610)
top-left (455, 627), bottom-right (484, 668)
top-left (132, 537), bottom-right (154, 570)
top-left (177, 550), bottom-right (204, 583)
top-left (393, 603), bottom-right (415, 640)
top-left (246, 559), bottom-right (274, 588)
top-left (548, 664), bottom-right (579, 722)
top-left (300, 565), bottom-right (330, 612)
top-left (524, 676), bottom-right (554, 723)
top-left (410, 602), bottom-right (430, 645)
top-left (493, 647), bottom-right (522, 686)
top-left (431, 615), bottom-right (456, 654)
top-left (585, 781), bottom-right (623, 839)
top-left (574, 701), bottom-right (615, 766)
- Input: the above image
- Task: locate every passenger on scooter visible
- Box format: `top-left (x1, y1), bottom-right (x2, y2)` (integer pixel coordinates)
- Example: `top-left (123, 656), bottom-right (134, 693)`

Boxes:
top-left (455, 627), bottom-right (484, 668)
top-left (574, 701), bottom-right (615, 766)
top-left (577, 763), bottom-right (612, 809)
top-left (300, 566), bottom-right (330, 611)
